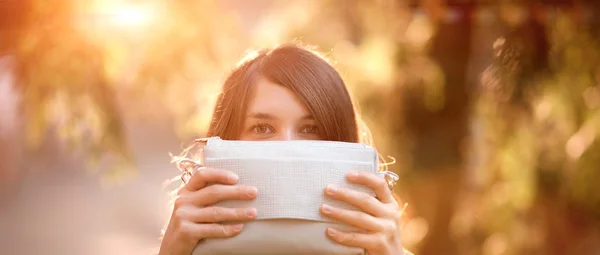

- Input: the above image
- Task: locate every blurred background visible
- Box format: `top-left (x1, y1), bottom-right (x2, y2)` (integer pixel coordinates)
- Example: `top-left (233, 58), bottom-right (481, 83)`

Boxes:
top-left (1, 0), bottom-right (599, 254)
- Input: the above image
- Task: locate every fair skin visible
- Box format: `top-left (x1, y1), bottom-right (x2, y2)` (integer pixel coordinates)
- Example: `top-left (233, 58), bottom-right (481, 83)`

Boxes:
top-left (159, 78), bottom-right (403, 255)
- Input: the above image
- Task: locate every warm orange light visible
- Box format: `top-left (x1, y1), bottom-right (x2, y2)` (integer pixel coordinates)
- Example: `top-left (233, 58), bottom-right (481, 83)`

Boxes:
top-left (85, 0), bottom-right (158, 30)
top-left (106, 4), bottom-right (154, 28)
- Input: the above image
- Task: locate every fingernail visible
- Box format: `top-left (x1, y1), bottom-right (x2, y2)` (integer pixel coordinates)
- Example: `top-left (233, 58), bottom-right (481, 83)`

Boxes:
top-left (245, 208), bottom-right (257, 217)
top-left (228, 173), bottom-right (238, 182)
top-left (348, 171), bottom-right (360, 179)
top-left (326, 185), bottom-right (338, 195)
top-left (246, 187), bottom-right (258, 197)
top-left (321, 204), bottom-right (332, 214)
top-left (326, 228), bottom-right (337, 237)
top-left (232, 224), bottom-right (244, 232)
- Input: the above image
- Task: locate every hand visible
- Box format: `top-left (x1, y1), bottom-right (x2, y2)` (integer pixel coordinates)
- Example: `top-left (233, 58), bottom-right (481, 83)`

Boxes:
top-left (321, 171), bottom-right (404, 255)
top-left (159, 168), bottom-right (258, 255)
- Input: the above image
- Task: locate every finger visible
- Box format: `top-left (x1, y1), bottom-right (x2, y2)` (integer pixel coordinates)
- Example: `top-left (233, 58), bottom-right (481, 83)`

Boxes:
top-left (326, 228), bottom-right (380, 251)
top-left (177, 206), bottom-right (257, 223)
top-left (325, 184), bottom-right (383, 216)
top-left (181, 221), bottom-right (245, 239)
top-left (320, 204), bottom-right (383, 231)
top-left (346, 171), bottom-right (395, 203)
top-left (182, 168), bottom-right (239, 193)
top-left (178, 185), bottom-right (258, 207)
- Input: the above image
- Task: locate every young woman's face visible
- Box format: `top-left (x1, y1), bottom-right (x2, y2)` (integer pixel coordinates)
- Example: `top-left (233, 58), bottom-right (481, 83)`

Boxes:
top-left (239, 78), bottom-right (322, 141)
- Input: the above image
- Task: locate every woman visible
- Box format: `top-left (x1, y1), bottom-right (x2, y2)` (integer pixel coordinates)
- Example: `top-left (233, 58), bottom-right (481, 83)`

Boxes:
top-left (159, 43), bottom-right (407, 255)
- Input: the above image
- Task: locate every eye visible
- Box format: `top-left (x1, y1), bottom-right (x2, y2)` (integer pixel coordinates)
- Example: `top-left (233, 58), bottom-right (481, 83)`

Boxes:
top-left (251, 123), bottom-right (274, 134)
top-left (299, 124), bottom-right (319, 134)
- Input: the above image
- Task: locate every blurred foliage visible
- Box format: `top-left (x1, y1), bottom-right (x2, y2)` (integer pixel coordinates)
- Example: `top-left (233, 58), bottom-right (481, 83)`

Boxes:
top-left (2, 0), bottom-right (600, 254)
top-left (471, 10), bottom-right (600, 255)
top-left (4, 0), bottom-right (252, 179)
top-left (12, 0), bottom-right (133, 179)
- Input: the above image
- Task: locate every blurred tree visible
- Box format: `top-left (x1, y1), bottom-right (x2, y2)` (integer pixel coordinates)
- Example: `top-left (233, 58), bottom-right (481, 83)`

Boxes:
top-left (474, 3), bottom-right (600, 254)
top-left (0, 0), bottom-right (247, 181)
top-left (2, 0), bottom-right (128, 179)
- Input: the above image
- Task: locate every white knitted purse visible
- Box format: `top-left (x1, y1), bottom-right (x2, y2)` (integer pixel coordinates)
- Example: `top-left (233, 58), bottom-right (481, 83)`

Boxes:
top-left (176, 137), bottom-right (398, 255)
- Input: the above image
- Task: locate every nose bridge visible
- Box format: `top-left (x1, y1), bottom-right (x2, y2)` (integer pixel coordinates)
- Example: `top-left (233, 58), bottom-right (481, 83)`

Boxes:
top-left (283, 127), bottom-right (296, 141)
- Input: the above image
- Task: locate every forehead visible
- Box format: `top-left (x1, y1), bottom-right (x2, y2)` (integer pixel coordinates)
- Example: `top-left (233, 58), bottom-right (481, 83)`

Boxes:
top-left (246, 78), bottom-right (311, 118)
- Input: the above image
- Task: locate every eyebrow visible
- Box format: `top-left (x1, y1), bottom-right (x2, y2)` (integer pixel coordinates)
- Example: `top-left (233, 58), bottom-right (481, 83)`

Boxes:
top-left (246, 112), bottom-right (315, 120)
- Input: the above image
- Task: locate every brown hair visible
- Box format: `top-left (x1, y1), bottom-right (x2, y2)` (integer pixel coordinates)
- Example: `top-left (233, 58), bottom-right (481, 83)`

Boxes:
top-left (206, 43), bottom-right (362, 143)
